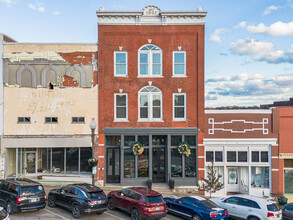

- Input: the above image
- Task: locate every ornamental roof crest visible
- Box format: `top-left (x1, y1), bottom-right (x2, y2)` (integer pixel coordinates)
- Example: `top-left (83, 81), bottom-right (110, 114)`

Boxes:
top-left (142, 5), bottom-right (161, 16)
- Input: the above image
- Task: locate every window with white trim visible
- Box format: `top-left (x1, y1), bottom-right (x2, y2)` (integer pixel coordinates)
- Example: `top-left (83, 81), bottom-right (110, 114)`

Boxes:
top-left (114, 52), bottom-right (127, 76)
top-left (138, 86), bottom-right (162, 121)
top-left (139, 44), bottom-right (162, 77)
top-left (173, 51), bottom-right (186, 76)
top-left (173, 93), bottom-right (186, 120)
top-left (114, 93), bottom-right (128, 121)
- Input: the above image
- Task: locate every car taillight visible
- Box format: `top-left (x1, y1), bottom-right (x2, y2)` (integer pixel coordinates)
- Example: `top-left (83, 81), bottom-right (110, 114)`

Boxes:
top-left (44, 194), bottom-right (47, 200)
top-left (210, 212), bottom-right (217, 218)
top-left (267, 212), bottom-right (275, 217)
top-left (225, 211), bottom-right (228, 216)
top-left (16, 196), bottom-right (22, 204)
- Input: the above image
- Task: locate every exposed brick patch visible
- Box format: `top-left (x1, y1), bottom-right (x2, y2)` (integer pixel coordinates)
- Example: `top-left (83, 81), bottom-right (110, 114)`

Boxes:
top-left (3, 35), bottom-right (16, 42)
top-left (62, 75), bottom-right (79, 87)
top-left (58, 52), bottom-right (96, 65)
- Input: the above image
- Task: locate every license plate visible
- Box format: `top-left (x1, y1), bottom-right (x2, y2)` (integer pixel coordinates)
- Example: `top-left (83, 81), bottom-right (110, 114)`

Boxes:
top-left (30, 198), bottom-right (38, 203)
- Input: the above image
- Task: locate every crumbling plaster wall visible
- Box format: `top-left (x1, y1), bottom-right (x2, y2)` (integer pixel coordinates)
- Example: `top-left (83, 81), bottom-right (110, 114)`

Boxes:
top-left (4, 86), bottom-right (98, 136)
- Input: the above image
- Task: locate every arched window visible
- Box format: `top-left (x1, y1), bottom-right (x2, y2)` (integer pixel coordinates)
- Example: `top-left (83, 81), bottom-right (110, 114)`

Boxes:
top-left (138, 86), bottom-right (162, 121)
top-left (138, 44), bottom-right (162, 77)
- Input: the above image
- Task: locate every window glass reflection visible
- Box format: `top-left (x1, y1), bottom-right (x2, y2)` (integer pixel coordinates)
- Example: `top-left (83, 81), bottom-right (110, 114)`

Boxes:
top-left (185, 149), bottom-right (196, 177)
top-left (52, 148), bottom-right (64, 173)
top-left (80, 148), bottom-right (92, 173)
top-left (171, 149), bottom-right (182, 177)
top-left (124, 148), bottom-right (135, 178)
top-left (138, 149), bottom-right (149, 177)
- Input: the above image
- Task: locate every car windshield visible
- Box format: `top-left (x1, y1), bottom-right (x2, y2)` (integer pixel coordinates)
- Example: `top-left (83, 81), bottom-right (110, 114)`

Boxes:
top-left (20, 185), bottom-right (44, 196)
top-left (145, 196), bottom-right (164, 203)
top-left (199, 200), bottom-right (219, 209)
top-left (267, 204), bottom-right (280, 211)
top-left (0, 208), bottom-right (7, 218)
top-left (87, 191), bottom-right (106, 199)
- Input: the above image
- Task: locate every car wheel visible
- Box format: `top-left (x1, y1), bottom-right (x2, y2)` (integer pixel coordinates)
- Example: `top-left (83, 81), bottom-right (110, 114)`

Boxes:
top-left (108, 197), bottom-right (116, 210)
top-left (192, 213), bottom-right (202, 220)
top-left (131, 208), bottom-right (140, 220)
top-left (48, 195), bottom-right (56, 207)
top-left (6, 202), bottom-right (13, 214)
top-left (72, 205), bottom-right (81, 219)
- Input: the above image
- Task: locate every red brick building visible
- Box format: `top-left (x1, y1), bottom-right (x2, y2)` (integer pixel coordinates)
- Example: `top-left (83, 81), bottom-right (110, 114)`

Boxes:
top-left (96, 6), bottom-right (207, 186)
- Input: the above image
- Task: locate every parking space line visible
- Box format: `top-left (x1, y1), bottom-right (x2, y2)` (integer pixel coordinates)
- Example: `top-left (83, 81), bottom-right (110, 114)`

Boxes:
top-left (44, 208), bottom-right (70, 220)
top-left (105, 212), bottom-right (128, 220)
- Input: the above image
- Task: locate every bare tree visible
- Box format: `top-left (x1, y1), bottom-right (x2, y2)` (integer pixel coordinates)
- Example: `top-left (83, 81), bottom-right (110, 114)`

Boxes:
top-left (199, 160), bottom-right (224, 198)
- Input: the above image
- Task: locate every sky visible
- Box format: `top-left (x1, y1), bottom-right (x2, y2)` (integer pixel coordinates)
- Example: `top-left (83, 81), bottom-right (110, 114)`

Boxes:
top-left (0, 0), bottom-right (293, 108)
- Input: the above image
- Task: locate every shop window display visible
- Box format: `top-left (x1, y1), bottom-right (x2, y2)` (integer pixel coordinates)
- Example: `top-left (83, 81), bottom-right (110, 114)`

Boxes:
top-left (251, 166), bottom-right (269, 188)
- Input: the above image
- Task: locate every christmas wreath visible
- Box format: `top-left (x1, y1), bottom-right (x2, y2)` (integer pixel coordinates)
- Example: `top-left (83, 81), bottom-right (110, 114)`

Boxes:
top-left (131, 142), bottom-right (144, 156)
top-left (178, 141), bottom-right (191, 157)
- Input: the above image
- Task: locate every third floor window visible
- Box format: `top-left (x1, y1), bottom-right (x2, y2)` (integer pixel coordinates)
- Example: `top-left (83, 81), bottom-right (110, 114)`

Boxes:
top-left (139, 44), bottom-right (162, 77)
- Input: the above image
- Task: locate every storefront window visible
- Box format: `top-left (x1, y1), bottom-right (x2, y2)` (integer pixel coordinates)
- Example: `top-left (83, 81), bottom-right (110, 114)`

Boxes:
top-left (227, 151), bottom-right (236, 162)
top-left (206, 151), bottom-right (213, 162)
top-left (215, 151), bottom-right (223, 162)
top-left (124, 148), bottom-right (135, 178)
top-left (185, 149), bottom-right (196, 177)
top-left (138, 136), bottom-right (149, 146)
top-left (80, 148), bottom-right (92, 173)
top-left (261, 151), bottom-right (268, 162)
top-left (171, 136), bottom-right (182, 146)
top-left (124, 136), bottom-right (135, 147)
top-left (238, 151), bottom-right (247, 162)
top-left (185, 135), bottom-right (196, 146)
top-left (207, 166), bottom-right (223, 183)
top-left (41, 148), bottom-right (51, 173)
top-left (138, 149), bottom-right (149, 177)
top-left (284, 159), bottom-right (293, 193)
top-left (252, 151), bottom-right (259, 162)
top-left (66, 148), bottom-right (78, 173)
top-left (171, 149), bottom-right (182, 177)
top-left (7, 148), bottom-right (16, 177)
top-left (52, 148), bottom-right (64, 173)
top-left (251, 166), bottom-right (269, 188)
top-left (106, 136), bottom-right (121, 146)
top-left (152, 135), bottom-right (167, 146)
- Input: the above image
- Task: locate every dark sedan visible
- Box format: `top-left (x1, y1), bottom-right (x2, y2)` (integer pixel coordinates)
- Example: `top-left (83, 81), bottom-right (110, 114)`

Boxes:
top-left (282, 203), bottom-right (293, 220)
top-left (164, 195), bottom-right (229, 220)
top-left (48, 183), bottom-right (108, 219)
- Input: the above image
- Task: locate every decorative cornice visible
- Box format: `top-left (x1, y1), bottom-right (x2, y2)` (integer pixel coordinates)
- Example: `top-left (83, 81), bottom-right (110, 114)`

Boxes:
top-left (96, 5), bottom-right (207, 26)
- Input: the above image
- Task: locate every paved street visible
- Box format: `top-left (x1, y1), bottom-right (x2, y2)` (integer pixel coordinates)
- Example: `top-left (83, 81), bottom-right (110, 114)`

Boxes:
top-left (10, 205), bottom-right (182, 220)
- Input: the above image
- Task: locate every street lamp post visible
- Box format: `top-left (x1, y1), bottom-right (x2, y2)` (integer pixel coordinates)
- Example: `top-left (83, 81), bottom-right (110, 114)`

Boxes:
top-left (89, 118), bottom-right (97, 186)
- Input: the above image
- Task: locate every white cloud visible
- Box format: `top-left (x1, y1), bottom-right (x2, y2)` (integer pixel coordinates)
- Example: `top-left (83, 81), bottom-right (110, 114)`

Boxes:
top-left (0, 0), bottom-right (16, 6)
top-left (263, 5), bottom-right (280, 15)
top-left (52, 11), bottom-right (61, 15)
top-left (205, 73), bottom-right (293, 107)
top-left (28, 3), bottom-right (45, 12)
top-left (210, 28), bottom-right (228, 43)
top-left (230, 39), bottom-right (293, 64)
top-left (234, 21), bottom-right (246, 29)
top-left (247, 21), bottom-right (293, 37)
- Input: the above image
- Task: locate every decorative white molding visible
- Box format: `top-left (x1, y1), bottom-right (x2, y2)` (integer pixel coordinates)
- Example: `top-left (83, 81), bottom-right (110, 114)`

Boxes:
top-left (119, 46), bottom-right (123, 51)
top-left (16, 64), bottom-right (37, 87)
top-left (178, 46), bottom-right (182, 51)
top-left (272, 169), bottom-right (279, 172)
top-left (148, 39), bottom-right (152, 43)
top-left (205, 109), bottom-right (272, 114)
top-left (119, 89), bottom-right (123, 93)
top-left (65, 65), bottom-right (86, 87)
top-left (96, 6), bottom-right (207, 26)
top-left (203, 138), bottom-right (278, 145)
top-left (208, 118), bottom-right (269, 135)
top-left (148, 81), bottom-right (152, 86)
top-left (178, 88), bottom-right (182, 93)
top-left (41, 65), bottom-right (61, 86)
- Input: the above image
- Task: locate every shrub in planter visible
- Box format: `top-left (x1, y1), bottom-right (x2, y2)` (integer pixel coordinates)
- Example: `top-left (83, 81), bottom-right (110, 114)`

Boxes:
top-left (88, 158), bottom-right (98, 167)
top-left (278, 195), bottom-right (288, 205)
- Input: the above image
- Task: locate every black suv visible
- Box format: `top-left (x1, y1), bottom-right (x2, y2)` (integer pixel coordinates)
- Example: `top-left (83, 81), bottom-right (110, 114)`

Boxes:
top-left (48, 183), bottom-right (108, 219)
top-left (0, 178), bottom-right (46, 214)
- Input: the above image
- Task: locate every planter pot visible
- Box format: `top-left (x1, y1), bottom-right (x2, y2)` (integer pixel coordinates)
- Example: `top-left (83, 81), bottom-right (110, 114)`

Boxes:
top-left (169, 179), bottom-right (175, 190)
top-left (147, 180), bottom-right (152, 189)
top-left (88, 160), bottom-right (98, 167)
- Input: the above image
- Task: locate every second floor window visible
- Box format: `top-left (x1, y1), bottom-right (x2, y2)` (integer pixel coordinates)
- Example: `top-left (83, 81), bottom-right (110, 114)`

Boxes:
top-left (173, 93), bottom-right (186, 120)
top-left (114, 52), bottom-right (127, 76)
top-left (139, 44), bottom-right (162, 77)
top-left (72, 117), bottom-right (85, 123)
top-left (173, 51), bottom-right (186, 76)
top-left (45, 117), bottom-right (58, 123)
top-left (115, 93), bottom-right (127, 121)
top-left (18, 117), bottom-right (31, 123)
top-left (139, 86), bottom-right (162, 121)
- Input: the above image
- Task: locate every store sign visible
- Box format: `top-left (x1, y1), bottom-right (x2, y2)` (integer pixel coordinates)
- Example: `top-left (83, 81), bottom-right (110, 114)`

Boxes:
top-left (279, 153), bottom-right (293, 159)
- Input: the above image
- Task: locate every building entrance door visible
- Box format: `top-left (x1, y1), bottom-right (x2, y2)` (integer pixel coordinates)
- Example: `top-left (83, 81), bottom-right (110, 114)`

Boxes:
top-left (106, 148), bottom-right (120, 183)
top-left (25, 152), bottom-right (36, 174)
top-left (152, 147), bottom-right (166, 183)
top-left (227, 167), bottom-right (239, 192)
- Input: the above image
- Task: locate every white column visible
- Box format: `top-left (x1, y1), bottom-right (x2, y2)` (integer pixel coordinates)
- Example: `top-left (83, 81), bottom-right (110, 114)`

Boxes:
top-left (0, 35), bottom-right (4, 178)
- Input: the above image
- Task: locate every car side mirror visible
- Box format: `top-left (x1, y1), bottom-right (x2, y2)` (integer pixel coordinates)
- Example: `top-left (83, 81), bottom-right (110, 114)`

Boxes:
top-left (61, 190), bottom-right (65, 194)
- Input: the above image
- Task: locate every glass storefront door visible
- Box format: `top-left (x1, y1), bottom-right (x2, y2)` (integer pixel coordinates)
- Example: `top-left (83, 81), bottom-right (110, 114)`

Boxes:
top-left (152, 147), bottom-right (166, 182)
top-left (227, 167), bottom-right (239, 192)
top-left (26, 152), bottom-right (36, 174)
top-left (107, 148), bottom-right (120, 183)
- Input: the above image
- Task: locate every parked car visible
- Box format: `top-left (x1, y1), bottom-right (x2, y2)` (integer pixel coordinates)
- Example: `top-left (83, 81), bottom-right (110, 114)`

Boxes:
top-left (108, 187), bottom-right (167, 220)
top-left (282, 203), bottom-right (293, 220)
top-left (211, 195), bottom-right (282, 220)
top-left (0, 178), bottom-right (46, 214)
top-left (0, 206), bottom-right (9, 220)
top-left (48, 183), bottom-right (107, 219)
top-left (164, 195), bottom-right (229, 220)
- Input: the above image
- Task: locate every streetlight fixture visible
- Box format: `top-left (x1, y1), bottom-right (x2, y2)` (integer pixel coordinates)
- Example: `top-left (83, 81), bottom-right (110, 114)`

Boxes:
top-left (89, 118), bottom-right (97, 186)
